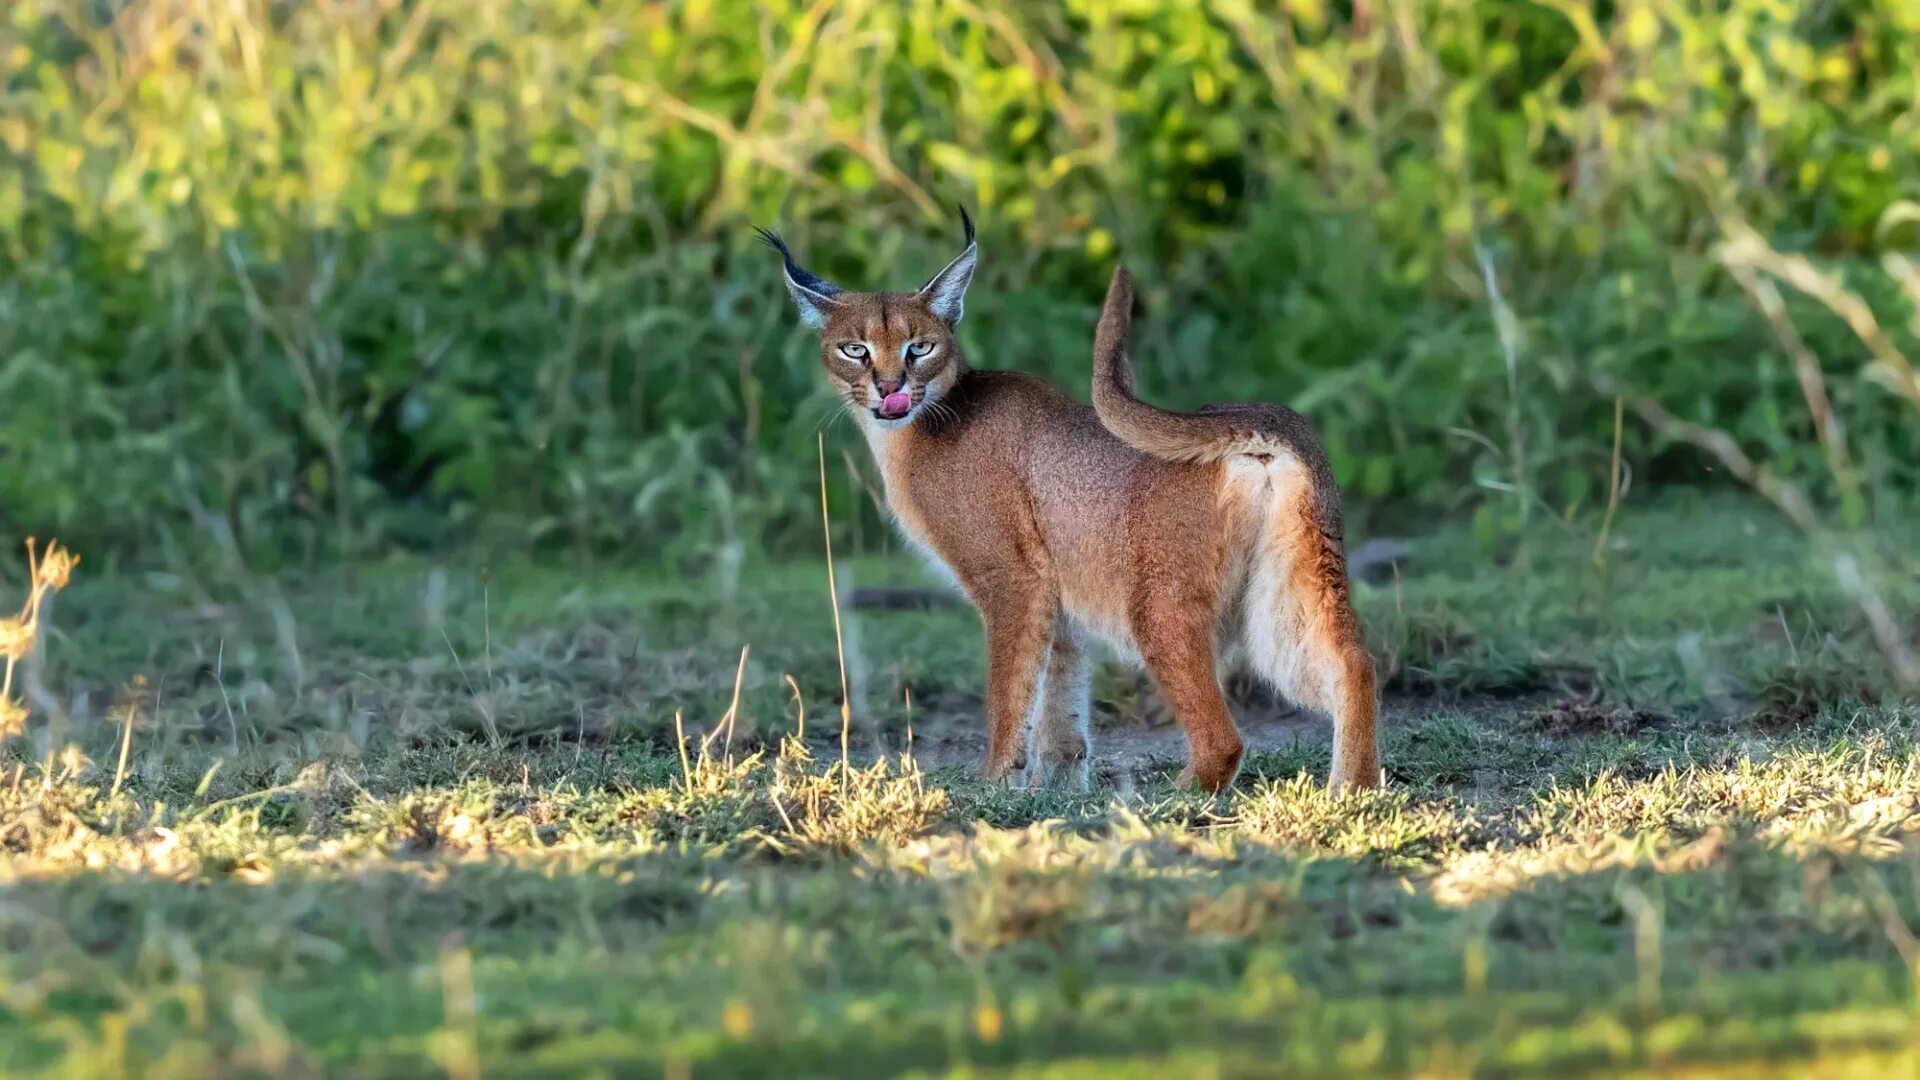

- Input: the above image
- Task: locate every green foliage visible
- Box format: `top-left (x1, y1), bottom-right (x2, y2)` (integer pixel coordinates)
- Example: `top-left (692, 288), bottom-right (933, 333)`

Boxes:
top-left (2, 0), bottom-right (1918, 558)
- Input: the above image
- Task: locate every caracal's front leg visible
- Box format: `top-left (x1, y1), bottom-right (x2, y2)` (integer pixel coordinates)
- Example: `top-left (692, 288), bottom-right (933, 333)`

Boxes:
top-left (975, 578), bottom-right (1057, 783)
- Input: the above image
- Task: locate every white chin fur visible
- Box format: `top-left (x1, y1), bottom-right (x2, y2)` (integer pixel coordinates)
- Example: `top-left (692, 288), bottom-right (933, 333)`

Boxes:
top-left (858, 393), bottom-right (936, 431)
top-left (865, 408), bottom-right (916, 430)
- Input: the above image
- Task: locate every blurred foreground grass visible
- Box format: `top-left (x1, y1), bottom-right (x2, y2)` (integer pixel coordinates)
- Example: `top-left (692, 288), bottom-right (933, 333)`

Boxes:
top-left (4, 498), bottom-right (1919, 1077)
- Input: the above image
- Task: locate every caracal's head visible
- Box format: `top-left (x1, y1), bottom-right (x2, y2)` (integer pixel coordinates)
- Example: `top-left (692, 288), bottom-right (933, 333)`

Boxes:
top-left (757, 208), bottom-right (977, 430)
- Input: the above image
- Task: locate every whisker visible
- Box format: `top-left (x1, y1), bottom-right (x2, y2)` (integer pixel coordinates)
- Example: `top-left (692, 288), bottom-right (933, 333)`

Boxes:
top-left (797, 395), bottom-right (840, 429)
top-left (816, 401), bottom-right (855, 436)
top-left (925, 396), bottom-right (959, 430)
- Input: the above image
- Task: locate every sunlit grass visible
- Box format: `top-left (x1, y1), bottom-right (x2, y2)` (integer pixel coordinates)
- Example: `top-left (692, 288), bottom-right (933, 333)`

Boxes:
top-left (3, 718), bottom-right (1918, 1075)
top-left (3, 501), bottom-right (1918, 1075)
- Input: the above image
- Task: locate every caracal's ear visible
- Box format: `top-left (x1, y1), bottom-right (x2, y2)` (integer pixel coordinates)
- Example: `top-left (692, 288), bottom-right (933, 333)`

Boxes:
top-left (754, 226), bottom-right (844, 330)
top-left (916, 205), bottom-right (978, 325)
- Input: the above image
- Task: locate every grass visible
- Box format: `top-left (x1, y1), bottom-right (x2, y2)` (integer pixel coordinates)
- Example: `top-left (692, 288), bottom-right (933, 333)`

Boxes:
top-left (4, 496), bottom-right (1920, 1077)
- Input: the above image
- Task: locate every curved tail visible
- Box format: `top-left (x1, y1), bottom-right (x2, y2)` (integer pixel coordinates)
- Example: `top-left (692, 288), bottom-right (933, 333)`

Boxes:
top-left (1089, 266), bottom-right (1346, 530)
top-left (1089, 267), bottom-right (1286, 464)
top-left (1090, 267), bottom-right (1235, 462)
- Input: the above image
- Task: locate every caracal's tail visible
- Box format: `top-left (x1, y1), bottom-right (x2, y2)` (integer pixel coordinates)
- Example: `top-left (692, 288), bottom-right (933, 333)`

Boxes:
top-left (1091, 267), bottom-right (1331, 486)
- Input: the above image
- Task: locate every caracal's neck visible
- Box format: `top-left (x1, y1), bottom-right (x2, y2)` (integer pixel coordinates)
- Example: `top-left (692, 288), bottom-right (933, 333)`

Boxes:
top-left (855, 408), bottom-right (912, 483)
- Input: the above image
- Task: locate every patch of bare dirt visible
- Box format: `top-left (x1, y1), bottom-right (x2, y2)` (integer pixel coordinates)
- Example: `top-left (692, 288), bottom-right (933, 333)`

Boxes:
top-left (894, 676), bottom-right (1332, 784)
top-left (1519, 702), bottom-right (1665, 738)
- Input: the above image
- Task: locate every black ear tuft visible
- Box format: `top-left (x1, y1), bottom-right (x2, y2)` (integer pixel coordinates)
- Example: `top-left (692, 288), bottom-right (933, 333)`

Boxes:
top-left (752, 225), bottom-right (791, 258)
top-left (918, 208), bottom-right (980, 324)
top-left (754, 224), bottom-right (844, 301)
top-left (756, 223), bottom-right (844, 328)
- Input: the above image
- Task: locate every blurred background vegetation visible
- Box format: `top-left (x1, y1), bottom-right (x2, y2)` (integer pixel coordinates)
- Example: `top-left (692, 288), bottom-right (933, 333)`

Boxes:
top-left (2, 0), bottom-right (1917, 572)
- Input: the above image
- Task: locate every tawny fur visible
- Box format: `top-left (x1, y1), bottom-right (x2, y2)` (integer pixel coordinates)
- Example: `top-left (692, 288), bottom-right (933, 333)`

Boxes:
top-left (762, 219), bottom-right (1380, 793)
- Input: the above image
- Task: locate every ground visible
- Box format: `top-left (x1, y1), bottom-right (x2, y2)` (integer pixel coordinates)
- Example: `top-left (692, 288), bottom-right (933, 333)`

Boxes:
top-left (3, 496), bottom-right (1919, 1078)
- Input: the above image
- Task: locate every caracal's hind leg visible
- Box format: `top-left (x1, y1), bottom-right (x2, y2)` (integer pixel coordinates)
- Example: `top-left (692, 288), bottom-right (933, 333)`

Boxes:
top-left (1325, 633), bottom-right (1380, 791)
top-left (1252, 492), bottom-right (1382, 791)
top-left (1135, 596), bottom-right (1244, 794)
top-left (1026, 617), bottom-right (1093, 790)
top-left (1299, 526), bottom-right (1380, 792)
top-left (1284, 601), bottom-right (1379, 791)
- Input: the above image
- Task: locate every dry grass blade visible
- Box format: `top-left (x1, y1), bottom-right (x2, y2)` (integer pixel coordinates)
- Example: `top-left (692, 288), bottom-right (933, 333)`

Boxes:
top-left (109, 691), bottom-right (138, 808)
top-left (708, 644), bottom-right (751, 760)
top-left (675, 710), bottom-right (693, 796)
top-left (1, 539), bottom-right (79, 743)
top-left (784, 673), bottom-right (806, 741)
top-left (818, 432), bottom-right (852, 795)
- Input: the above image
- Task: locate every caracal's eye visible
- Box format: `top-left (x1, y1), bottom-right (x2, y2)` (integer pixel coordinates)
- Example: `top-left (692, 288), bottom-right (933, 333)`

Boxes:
top-left (905, 340), bottom-right (935, 359)
top-left (839, 342), bottom-right (870, 361)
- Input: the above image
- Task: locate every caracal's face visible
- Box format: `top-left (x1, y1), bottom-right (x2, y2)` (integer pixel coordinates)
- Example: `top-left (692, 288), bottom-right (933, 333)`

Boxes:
top-left (814, 292), bottom-right (961, 429)
top-left (758, 210), bottom-right (978, 430)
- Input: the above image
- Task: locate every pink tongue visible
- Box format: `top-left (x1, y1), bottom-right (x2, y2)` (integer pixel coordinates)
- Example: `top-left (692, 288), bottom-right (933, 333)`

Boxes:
top-left (881, 391), bottom-right (912, 415)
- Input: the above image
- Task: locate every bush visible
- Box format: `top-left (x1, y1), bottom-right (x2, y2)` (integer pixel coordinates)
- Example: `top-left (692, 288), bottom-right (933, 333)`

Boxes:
top-left (2, 0), bottom-right (1916, 562)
